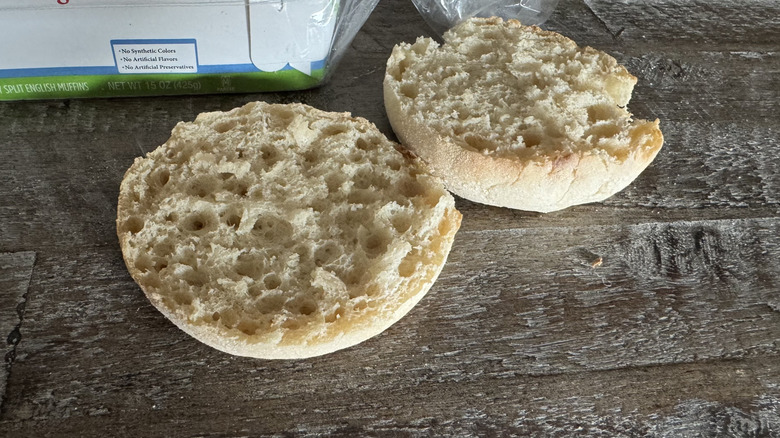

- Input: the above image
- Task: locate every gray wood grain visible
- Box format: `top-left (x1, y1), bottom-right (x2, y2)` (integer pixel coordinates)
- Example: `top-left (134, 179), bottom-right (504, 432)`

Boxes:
top-left (0, 252), bottom-right (35, 408)
top-left (2, 111), bottom-right (778, 248)
top-left (2, 217), bottom-right (779, 435)
top-left (4, 357), bottom-right (780, 436)
top-left (1, 0), bottom-right (779, 435)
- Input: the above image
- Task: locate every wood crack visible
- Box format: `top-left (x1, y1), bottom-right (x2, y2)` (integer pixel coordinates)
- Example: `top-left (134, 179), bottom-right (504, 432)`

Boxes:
top-left (4, 288), bottom-right (31, 375)
top-left (0, 251), bottom-right (37, 419)
top-left (457, 215), bottom-right (780, 237)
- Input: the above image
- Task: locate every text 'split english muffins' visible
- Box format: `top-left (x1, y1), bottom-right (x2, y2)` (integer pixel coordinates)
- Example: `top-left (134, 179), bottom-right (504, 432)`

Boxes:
top-left (117, 101), bottom-right (461, 359)
top-left (384, 17), bottom-right (663, 212)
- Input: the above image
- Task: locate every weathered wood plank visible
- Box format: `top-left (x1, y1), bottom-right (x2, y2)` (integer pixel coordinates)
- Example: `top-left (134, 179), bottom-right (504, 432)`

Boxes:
top-left (426, 217), bottom-right (780, 374)
top-left (2, 217), bottom-right (779, 434)
top-left (554, 0), bottom-right (780, 49)
top-left (624, 51), bottom-right (779, 124)
top-left (3, 357), bottom-right (780, 436)
top-left (3, 117), bottom-right (778, 250)
top-left (0, 251), bottom-right (35, 410)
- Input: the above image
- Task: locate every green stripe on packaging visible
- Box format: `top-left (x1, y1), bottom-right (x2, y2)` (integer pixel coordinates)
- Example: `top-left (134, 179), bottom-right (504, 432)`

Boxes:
top-left (0, 69), bottom-right (325, 101)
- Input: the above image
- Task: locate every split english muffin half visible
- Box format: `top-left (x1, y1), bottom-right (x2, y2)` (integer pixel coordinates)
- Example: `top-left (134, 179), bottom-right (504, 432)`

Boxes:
top-left (384, 17), bottom-right (663, 213)
top-left (117, 101), bottom-right (461, 359)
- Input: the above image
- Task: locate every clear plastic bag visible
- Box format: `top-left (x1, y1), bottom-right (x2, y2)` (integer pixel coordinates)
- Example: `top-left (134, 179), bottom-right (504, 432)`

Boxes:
top-left (247, 0), bottom-right (381, 79)
top-left (411, 0), bottom-right (559, 35)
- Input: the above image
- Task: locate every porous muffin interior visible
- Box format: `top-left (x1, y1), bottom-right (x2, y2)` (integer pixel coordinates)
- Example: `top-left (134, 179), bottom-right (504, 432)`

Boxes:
top-left (117, 102), bottom-right (458, 353)
top-left (386, 18), bottom-right (657, 161)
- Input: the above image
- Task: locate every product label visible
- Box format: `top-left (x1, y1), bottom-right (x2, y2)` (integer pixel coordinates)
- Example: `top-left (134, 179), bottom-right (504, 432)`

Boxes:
top-left (112, 39), bottom-right (198, 74)
top-left (0, 69), bottom-right (326, 101)
top-left (0, 0), bottom-right (337, 99)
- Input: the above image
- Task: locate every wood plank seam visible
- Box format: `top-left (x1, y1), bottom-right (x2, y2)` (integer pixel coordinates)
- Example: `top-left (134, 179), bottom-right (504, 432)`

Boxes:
top-left (581, 0), bottom-right (624, 40)
top-left (455, 215), bottom-right (780, 236)
top-left (0, 251), bottom-right (37, 419)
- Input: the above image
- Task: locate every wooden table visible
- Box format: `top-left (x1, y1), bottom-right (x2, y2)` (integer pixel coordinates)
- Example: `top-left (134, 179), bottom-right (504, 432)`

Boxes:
top-left (2, 0), bottom-right (779, 436)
